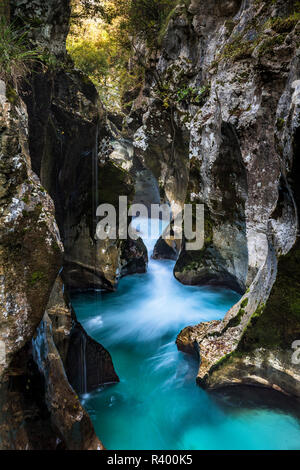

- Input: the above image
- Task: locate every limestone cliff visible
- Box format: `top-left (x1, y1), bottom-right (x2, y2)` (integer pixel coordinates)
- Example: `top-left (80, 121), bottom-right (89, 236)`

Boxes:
top-left (0, 0), bottom-right (145, 450)
top-left (1, 0), bottom-right (300, 452)
top-left (0, 78), bottom-right (63, 448)
top-left (127, 0), bottom-right (300, 396)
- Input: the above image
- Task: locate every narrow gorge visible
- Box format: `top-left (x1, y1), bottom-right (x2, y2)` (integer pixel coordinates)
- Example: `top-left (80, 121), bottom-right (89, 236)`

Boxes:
top-left (0, 0), bottom-right (300, 451)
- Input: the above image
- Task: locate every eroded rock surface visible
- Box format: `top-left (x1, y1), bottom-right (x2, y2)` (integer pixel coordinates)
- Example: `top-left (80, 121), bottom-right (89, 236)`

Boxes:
top-left (19, 67), bottom-right (148, 292)
top-left (128, 0), bottom-right (300, 396)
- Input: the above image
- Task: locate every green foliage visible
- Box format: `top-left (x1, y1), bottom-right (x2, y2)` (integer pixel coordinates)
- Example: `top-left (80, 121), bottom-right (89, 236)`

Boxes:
top-left (0, 18), bottom-right (39, 82)
top-left (68, 1), bottom-right (157, 109)
top-left (38, 50), bottom-right (64, 70)
top-left (68, 36), bottom-right (110, 79)
top-left (157, 81), bottom-right (210, 110)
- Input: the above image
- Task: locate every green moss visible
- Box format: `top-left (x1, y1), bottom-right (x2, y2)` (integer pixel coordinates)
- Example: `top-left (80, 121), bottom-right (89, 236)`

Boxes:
top-left (209, 352), bottom-right (234, 375)
top-left (29, 271), bottom-right (45, 286)
top-left (221, 34), bottom-right (255, 61)
top-left (224, 19), bottom-right (236, 36)
top-left (268, 12), bottom-right (300, 34)
top-left (219, 298), bottom-right (248, 335)
top-left (176, 84), bottom-right (210, 106)
top-left (22, 194), bottom-right (30, 204)
top-left (217, 4), bottom-right (299, 65)
top-left (238, 240), bottom-right (300, 352)
top-left (276, 117), bottom-right (285, 131)
top-left (222, 308), bottom-right (245, 333)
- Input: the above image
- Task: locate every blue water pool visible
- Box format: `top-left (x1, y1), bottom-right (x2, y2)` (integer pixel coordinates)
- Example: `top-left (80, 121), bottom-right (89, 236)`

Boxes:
top-left (71, 219), bottom-right (300, 450)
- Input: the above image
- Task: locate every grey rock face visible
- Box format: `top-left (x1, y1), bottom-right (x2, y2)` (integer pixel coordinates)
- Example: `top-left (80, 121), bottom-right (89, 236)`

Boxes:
top-left (130, 0), bottom-right (300, 395)
top-left (0, 0), bottom-right (140, 450)
top-left (152, 236), bottom-right (179, 261)
top-left (174, 121), bottom-right (248, 293)
top-left (33, 312), bottom-right (104, 450)
top-left (32, 276), bottom-right (119, 449)
top-left (0, 80), bottom-right (63, 448)
top-left (11, 0), bottom-right (71, 56)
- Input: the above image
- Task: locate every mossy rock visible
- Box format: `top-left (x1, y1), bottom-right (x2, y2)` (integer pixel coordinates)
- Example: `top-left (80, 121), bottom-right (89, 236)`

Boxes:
top-left (29, 271), bottom-right (45, 286)
top-left (269, 13), bottom-right (300, 34)
top-left (238, 239), bottom-right (300, 351)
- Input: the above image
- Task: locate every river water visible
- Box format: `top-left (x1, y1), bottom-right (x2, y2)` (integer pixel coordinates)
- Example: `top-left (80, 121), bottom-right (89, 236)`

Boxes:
top-left (71, 218), bottom-right (300, 450)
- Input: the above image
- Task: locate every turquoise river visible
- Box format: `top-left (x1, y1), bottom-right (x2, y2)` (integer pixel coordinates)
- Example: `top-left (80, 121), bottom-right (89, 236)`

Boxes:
top-left (71, 218), bottom-right (300, 450)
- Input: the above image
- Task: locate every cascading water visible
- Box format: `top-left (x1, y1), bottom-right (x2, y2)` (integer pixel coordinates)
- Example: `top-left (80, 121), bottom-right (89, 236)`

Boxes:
top-left (71, 218), bottom-right (300, 450)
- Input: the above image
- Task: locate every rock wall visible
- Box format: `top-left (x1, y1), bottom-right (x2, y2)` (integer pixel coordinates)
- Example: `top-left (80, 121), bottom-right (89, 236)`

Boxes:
top-left (32, 276), bottom-right (119, 450)
top-left (2, 0), bottom-right (299, 452)
top-left (128, 0), bottom-right (300, 396)
top-left (11, 0), bottom-right (71, 57)
top-left (20, 67), bottom-right (147, 292)
top-left (0, 79), bottom-right (63, 448)
top-left (0, 0), bottom-right (145, 450)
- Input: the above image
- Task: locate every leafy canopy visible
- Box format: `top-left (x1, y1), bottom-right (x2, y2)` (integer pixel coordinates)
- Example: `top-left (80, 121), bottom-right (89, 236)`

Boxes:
top-left (67, 0), bottom-right (176, 110)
